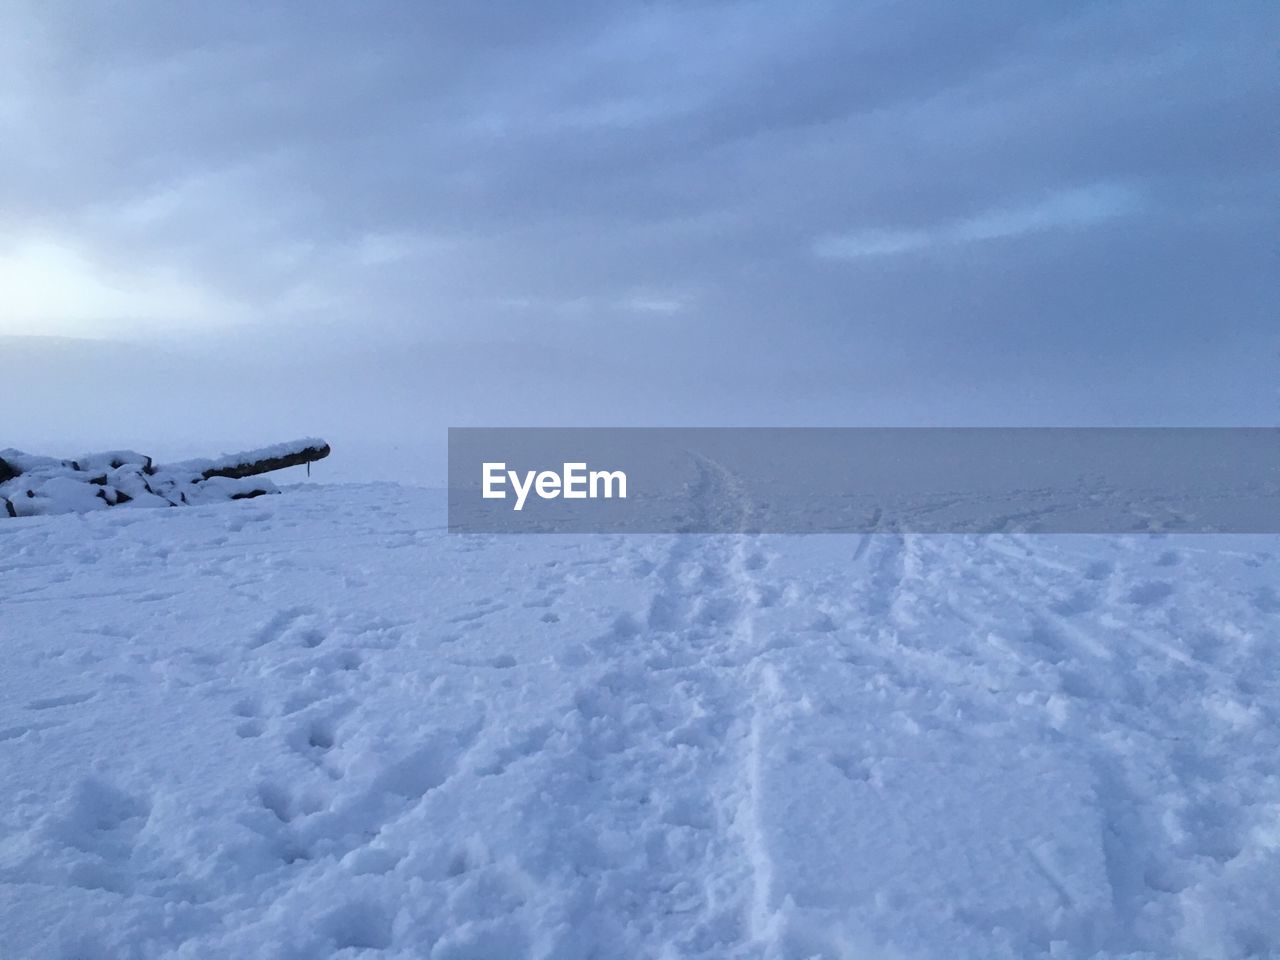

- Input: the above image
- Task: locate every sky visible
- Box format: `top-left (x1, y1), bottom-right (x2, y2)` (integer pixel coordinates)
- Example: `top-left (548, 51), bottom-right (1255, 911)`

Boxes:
top-left (1, 1), bottom-right (1276, 479)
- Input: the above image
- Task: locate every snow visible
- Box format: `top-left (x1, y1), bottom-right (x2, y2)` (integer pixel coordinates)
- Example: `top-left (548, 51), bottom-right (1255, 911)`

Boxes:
top-left (1, 482), bottom-right (1278, 959)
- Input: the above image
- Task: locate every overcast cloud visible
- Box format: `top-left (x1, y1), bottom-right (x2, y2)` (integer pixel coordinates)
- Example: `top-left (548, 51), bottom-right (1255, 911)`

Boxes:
top-left (1, 1), bottom-right (1275, 477)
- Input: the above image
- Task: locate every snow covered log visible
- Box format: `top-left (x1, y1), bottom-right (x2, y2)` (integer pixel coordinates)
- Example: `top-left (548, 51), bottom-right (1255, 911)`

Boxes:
top-left (169, 438), bottom-right (331, 481)
top-left (0, 438), bottom-right (329, 519)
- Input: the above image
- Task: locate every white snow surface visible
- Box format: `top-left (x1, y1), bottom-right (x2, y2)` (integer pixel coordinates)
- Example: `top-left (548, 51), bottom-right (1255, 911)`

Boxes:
top-left (2, 483), bottom-right (1279, 959)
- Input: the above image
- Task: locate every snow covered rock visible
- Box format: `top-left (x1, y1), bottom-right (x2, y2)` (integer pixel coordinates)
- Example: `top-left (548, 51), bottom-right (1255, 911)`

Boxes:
top-left (0, 439), bottom-right (329, 518)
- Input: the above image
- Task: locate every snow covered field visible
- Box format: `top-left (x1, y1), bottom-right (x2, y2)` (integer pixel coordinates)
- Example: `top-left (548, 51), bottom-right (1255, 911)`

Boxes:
top-left (2, 483), bottom-right (1279, 959)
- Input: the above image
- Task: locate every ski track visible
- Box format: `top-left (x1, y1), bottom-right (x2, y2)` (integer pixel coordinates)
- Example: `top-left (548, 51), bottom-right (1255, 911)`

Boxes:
top-left (1, 484), bottom-right (1278, 958)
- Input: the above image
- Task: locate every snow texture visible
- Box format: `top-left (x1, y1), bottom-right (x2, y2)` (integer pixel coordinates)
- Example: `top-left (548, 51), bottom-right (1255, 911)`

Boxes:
top-left (1, 481), bottom-right (1278, 959)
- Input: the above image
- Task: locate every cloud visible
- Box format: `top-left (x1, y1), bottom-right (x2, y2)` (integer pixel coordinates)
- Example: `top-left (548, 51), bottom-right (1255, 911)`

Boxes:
top-left (0, 239), bottom-right (239, 338)
top-left (0, 0), bottom-right (1274, 450)
top-left (488, 292), bottom-right (689, 318)
top-left (814, 183), bottom-right (1141, 259)
top-left (620, 296), bottom-right (685, 315)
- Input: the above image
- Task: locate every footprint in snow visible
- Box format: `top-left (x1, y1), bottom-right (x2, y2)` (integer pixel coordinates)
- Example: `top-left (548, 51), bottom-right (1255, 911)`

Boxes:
top-left (248, 606), bottom-right (314, 649)
top-left (1082, 560), bottom-right (1113, 581)
top-left (1049, 589), bottom-right (1097, 617)
top-left (1126, 581), bottom-right (1175, 607)
top-left (42, 777), bottom-right (152, 892)
top-left (827, 752), bottom-right (875, 784)
top-left (256, 781), bottom-right (321, 825)
top-left (0, 721), bottom-right (63, 742)
top-left (297, 627), bottom-right (325, 649)
top-left (319, 900), bottom-right (393, 952)
top-left (26, 691), bottom-right (96, 711)
top-left (232, 697), bottom-right (264, 738)
top-left (1252, 586), bottom-right (1280, 614)
top-left (284, 701), bottom-right (354, 763)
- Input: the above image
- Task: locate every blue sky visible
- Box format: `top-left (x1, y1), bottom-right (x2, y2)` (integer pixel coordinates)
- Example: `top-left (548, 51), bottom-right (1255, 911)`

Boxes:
top-left (1, 2), bottom-right (1275, 473)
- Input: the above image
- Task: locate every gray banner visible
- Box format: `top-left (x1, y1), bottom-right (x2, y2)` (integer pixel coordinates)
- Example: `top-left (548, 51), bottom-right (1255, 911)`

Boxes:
top-left (448, 428), bottom-right (1280, 534)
